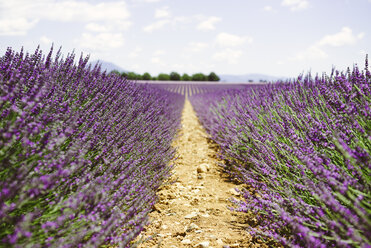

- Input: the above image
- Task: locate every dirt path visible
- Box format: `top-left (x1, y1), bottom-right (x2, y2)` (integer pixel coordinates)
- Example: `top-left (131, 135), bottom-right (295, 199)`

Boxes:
top-left (136, 100), bottom-right (253, 248)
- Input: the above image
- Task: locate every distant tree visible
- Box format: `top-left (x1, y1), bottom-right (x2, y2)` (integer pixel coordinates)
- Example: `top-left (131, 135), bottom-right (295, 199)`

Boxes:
top-left (170, 71), bottom-right (181, 81)
top-left (121, 72), bottom-right (128, 78)
top-left (158, 73), bottom-right (170, 81)
top-left (207, 72), bottom-right (220, 81)
top-left (152, 77), bottom-right (158, 80)
top-left (109, 70), bottom-right (121, 76)
top-left (127, 72), bottom-right (141, 80)
top-left (248, 79), bottom-right (253, 83)
top-left (126, 72), bottom-right (135, 80)
top-left (181, 73), bottom-right (191, 81)
top-left (142, 72), bottom-right (152, 80)
top-left (191, 73), bottom-right (207, 81)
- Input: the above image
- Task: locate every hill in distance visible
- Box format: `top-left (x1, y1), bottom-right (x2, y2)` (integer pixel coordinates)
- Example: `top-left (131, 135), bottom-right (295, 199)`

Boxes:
top-left (219, 73), bottom-right (287, 83)
top-left (89, 60), bottom-right (127, 73)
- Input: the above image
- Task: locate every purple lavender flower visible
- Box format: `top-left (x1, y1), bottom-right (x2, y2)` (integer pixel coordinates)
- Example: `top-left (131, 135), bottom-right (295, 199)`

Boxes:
top-left (190, 56), bottom-right (371, 247)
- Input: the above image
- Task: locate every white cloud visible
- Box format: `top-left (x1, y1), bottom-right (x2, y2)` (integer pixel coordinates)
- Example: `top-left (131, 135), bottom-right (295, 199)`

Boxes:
top-left (155, 6), bottom-right (171, 18)
top-left (213, 48), bottom-right (243, 64)
top-left (196, 16), bottom-right (221, 31)
top-left (0, 0), bottom-right (131, 35)
top-left (143, 14), bottom-right (222, 33)
top-left (153, 49), bottom-right (166, 56)
top-left (131, 0), bottom-right (162, 2)
top-left (77, 32), bottom-right (124, 51)
top-left (143, 19), bottom-right (170, 32)
top-left (359, 50), bottom-right (367, 56)
top-left (289, 27), bottom-right (364, 61)
top-left (85, 23), bottom-right (111, 33)
top-left (40, 35), bottom-right (52, 45)
top-left (171, 63), bottom-right (186, 71)
top-left (215, 32), bottom-right (253, 47)
top-left (48, 2), bottom-right (129, 22)
top-left (112, 20), bottom-right (133, 31)
top-left (358, 33), bottom-right (365, 39)
top-left (263, 5), bottom-right (273, 11)
top-left (151, 57), bottom-right (166, 66)
top-left (187, 42), bottom-right (209, 52)
top-left (166, 62), bottom-right (207, 74)
top-left (133, 64), bottom-right (141, 69)
top-left (151, 57), bottom-right (161, 63)
top-left (142, 14), bottom-right (222, 34)
top-left (281, 0), bottom-right (309, 11)
top-left (0, 18), bottom-right (37, 36)
top-left (128, 46), bottom-right (143, 58)
top-left (317, 27), bottom-right (364, 47)
top-left (173, 16), bottom-right (197, 24)
top-left (1, 0), bottom-right (130, 22)
top-left (290, 45), bottom-right (328, 61)
top-left (85, 21), bottom-right (132, 33)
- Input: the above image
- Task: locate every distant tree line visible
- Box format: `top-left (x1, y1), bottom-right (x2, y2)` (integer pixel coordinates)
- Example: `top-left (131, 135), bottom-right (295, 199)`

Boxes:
top-left (109, 70), bottom-right (220, 82)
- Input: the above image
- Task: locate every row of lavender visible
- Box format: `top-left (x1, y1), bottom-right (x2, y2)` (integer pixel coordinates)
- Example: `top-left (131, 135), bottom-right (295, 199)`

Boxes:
top-left (0, 47), bottom-right (184, 247)
top-left (190, 60), bottom-right (370, 247)
top-left (138, 81), bottom-right (262, 97)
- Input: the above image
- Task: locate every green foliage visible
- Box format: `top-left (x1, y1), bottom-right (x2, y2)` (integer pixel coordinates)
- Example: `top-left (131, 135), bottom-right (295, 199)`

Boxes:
top-left (109, 70), bottom-right (121, 76)
top-left (119, 71), bottom-right (220, 81)
top-left (191, 73), bottom-right (207, 81)
top-left (126, 72), bottom-right (136, 80)
top-left (169, 72), bottom-right (181, 81)
top-left (207, 72), bottom-right (220, 81)
top-left (142, 72), bottom-right (151, 80)
top-left (181, 73), bottom-right (191, 81)
top-left (158, 73), bottom-right (170, 81)
top-left (127, 72), bottom-right (142, 80)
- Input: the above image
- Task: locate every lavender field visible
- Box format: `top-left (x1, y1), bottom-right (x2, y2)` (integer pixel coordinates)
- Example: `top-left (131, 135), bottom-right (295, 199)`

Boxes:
top-left (0, 47), bottom-right (183, 247)
top-left (190, 59), bottom-right (371, 247)
top-left (0, 46), bottom-right (370, 248)
top-left (135, 80), bottom-right (263, 97)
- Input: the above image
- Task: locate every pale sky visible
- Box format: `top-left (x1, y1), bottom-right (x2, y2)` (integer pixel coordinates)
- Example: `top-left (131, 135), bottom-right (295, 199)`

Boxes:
top-left (0, 0), bottom-right (370, 78)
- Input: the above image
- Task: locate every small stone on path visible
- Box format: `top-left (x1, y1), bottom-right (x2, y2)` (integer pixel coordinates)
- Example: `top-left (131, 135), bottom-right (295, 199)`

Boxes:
top-left (181, 239), bottom-right (192, 244)
top-left (185, 212), bottom-right (198, 219)
top-left (197, 163), bottom-right (209, 173)
top-left (195, 241), bottom-right (210, 248)
top-left (186, 223), bottom-right (199, 232)
top-left (229, 188), bottom-right (240, 196)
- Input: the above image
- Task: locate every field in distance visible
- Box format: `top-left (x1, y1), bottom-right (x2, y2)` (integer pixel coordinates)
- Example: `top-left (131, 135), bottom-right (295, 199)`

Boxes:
top-left (134, 80), bottom-right (265, 96)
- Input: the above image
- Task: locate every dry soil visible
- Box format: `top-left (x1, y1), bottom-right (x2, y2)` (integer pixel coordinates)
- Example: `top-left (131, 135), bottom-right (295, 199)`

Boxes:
top-left (136, 100), bottom-right (257, 248)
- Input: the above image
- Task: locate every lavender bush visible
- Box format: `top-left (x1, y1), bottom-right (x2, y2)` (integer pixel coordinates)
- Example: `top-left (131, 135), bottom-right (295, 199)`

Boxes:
top-left (0, 46), bottom-right (184, 247)
top-left (190, 58), bottom-right (370, 247)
